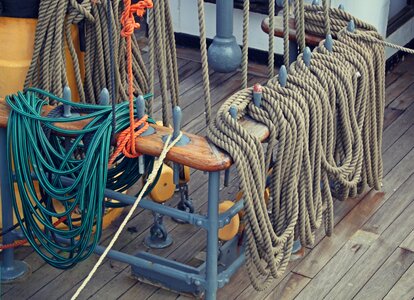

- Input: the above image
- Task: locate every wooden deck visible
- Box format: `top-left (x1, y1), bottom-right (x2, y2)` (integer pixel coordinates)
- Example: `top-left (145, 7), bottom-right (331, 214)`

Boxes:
top-left (2, 49), bottom-right (414, 300)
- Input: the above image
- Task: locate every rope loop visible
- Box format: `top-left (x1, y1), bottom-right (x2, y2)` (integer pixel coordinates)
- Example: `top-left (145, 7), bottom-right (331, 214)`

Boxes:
top-left (108, 115), bottom-right (149, 167)
top-left (121, 0), bottom-right (153, 37)
top-left (69, 0), bottom-right (94, 23)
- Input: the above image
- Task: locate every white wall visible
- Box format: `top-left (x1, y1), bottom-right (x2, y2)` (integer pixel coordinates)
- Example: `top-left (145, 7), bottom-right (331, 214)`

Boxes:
top-left (171, 0), bottom-right (413, 59)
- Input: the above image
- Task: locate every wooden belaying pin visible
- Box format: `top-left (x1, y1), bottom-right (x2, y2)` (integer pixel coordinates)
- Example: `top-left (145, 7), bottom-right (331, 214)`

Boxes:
top-left (63, 86), bottom-right (72, 118)
top-left (325, 34), bottom-right (333, 53)
top-left (347, 20), bottom-right (355, 33)
top-left (98, 88), bottom-right (110, 106)
top-left (279, 65), bottom-right (287, 87)
top-left (303, 47), bottom-right (312, 67)
top-left (253, 83), bottom-right (263, 107)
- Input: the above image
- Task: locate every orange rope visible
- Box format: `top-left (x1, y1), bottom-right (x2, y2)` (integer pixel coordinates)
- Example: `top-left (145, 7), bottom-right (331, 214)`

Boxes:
top-left (0, 216), bottom-right (67, 250)
top-left (109, 0), bottom-right (153, 166)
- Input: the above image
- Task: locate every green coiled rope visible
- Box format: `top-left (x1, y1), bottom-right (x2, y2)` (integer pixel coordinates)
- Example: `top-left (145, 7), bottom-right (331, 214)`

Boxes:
top-left (6, 87), bottom-right (160, 269)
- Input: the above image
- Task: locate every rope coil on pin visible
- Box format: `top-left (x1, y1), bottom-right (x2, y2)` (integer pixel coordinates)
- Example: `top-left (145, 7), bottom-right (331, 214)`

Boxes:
top-left (206, 0), bottom-right (400, 290)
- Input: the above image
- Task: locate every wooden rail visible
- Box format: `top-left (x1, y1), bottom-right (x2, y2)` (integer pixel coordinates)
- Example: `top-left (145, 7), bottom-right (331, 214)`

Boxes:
top-left (261, 16), bottom-right (323, 47)
top-left (0, 98), bottom-right (269, 172)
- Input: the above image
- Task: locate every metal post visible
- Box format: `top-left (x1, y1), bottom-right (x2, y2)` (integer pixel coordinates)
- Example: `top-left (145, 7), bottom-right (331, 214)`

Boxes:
top-left (208, 0), bottom-right (242, 73)
top-left (0, 127), bottom-right (29, 282)
top-left (205, 171), bottom-right (220, 300)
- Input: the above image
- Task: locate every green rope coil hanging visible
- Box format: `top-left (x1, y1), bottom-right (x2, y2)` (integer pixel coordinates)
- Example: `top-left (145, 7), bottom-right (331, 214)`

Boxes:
top-left (6, 88), bottom-right (160, 269)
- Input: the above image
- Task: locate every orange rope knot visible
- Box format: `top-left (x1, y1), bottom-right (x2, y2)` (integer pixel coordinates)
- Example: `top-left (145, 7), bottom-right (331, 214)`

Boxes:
top-left (121, 0), bottom-right (153, 37)
top-left (108, 115), bottom-right (149, 167)
top-left (114, 0), bottom-right (153, 168)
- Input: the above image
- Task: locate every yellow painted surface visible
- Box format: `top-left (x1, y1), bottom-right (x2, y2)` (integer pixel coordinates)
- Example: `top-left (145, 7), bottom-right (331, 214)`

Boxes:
top-left (218, 200), bottom-right (240, 241)
top-left (0, 17), bottom-right (84, 100)
top-left (150, 163), bottom-right (175, 203)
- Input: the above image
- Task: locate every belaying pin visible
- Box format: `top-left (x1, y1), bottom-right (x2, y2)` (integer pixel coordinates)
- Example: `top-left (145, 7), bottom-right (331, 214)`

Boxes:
top-left (98, 88), bottom-right (110, 106)
top-left (303, 47), bottom-right (312, 67)
top-left (253, 83), bottom-right (263, 108)
top-left (325, 34), bottom-right (333, 53)
top-left (63, 86), bottom-right (72, 118)
top-left (279, 65), bottom-right (287, 88)
top-left (136, 96), bottom-right (154, 174)
top-left (347, 20), bottom-right (355, 33)
top-left (224, 105), bottom-right (239, 187)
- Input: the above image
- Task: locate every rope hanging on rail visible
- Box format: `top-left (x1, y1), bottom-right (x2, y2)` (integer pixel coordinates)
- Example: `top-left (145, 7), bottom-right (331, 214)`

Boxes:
top-left (206, 0), bottom-right (393, 290)
top-left (25, 0), bottom-right (150, 104)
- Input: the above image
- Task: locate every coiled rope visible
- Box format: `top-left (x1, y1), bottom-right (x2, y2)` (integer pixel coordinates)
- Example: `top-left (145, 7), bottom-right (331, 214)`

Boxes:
top-left (25, 0), bottom-right (150, 104)
top-left (6, 88), bottom-right (159, 268)
top-left (206, 0), bottom-right (393, 290)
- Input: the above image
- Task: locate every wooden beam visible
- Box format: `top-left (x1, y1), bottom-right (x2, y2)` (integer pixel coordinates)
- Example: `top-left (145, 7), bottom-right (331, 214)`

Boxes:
top-left (261, 16), bottom-right (323, 47)
top-left (0, 98), bottom-right (269, 172)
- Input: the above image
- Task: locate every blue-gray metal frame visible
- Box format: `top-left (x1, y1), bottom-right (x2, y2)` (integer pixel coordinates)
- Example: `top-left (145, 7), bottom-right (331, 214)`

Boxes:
top-left (0, 127), bottom-right (29, 281)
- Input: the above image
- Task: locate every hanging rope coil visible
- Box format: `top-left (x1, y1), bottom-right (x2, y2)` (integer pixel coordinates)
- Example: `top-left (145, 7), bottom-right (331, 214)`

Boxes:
top-left (25, 0), bottom-right (150, 104)
top-left (6, 88), bottom-right (160, 268)
top-left (207, 5), bottom-right (388, 289)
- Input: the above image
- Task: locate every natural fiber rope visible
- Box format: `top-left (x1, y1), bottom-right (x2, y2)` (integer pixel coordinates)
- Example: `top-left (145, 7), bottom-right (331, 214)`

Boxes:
top-left (148, 0), bottom-right (181, 126)
top-left (267, 0), bottom-right (275, 78)
top-left (241, 0), bottom-right (250, 88)
top-left (71, 132), bottom-right (183, 300)
top-left (282, 0), bottom-right (290, 68)
top-left (207, 1), bottom-right (394, 290)
top-left (197, 0), bottom-right (212, 126)
top-left (25, 0), bottom-right (150, 104)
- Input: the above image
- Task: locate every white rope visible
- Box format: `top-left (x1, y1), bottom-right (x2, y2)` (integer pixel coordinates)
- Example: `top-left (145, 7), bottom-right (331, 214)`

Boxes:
top-left (71, 132), bottom-right (183, 300)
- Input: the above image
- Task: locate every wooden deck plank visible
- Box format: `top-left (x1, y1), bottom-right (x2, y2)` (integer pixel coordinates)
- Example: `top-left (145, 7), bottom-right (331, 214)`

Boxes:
top-left (384, 262), bottom-right (414, 300)
top-left (382, 124), bottom-right (414, 175)
top-left (389, 81), bottom-right (414, 110)
top-left (385, 72), bottom-right (414, 107)
top-left (353, 248), bottom-right (414, 300)
top-left (383, 107), bottom-right (404, 130)
top-left (385, 71), bottom-right (403, 88)
top-left (295, 230), bottom-right (378, 300)
top-left (400, 229), bottom-right (414, 253)
top-left (382, 101), bottom-right (414, 152)
top-left (324, 188), bottom-right (414, 299)
top-left (294, 146), bottom-right (414, 278)
top-left (263, 272), bottom-right (310, 300)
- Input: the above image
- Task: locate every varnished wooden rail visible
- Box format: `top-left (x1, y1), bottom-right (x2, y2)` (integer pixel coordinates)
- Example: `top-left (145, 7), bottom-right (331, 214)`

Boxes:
top-left (261, 16), bottom-right (323, 47)
top-left (0, 98), bottom-right (269, 172)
